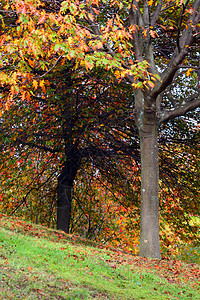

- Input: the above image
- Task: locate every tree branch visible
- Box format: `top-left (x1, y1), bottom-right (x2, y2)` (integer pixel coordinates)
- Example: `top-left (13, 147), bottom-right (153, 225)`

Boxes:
top-left (150, 0), bottom-right (163, 27)
top-left (160, 93), bottom-right (200, 123)
top-left (176, 0), bottom-right (190, 52)
top-left (151, 0), bottom-right (200, 99)
top-left (16, 137), bottom-right (60, 153)
top-left (129, 2), bottom-right (144, 61)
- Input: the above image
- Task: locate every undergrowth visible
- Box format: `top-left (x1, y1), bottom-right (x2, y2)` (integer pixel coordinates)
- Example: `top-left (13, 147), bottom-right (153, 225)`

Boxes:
top-left (0, 214), bottom-right (199, 299)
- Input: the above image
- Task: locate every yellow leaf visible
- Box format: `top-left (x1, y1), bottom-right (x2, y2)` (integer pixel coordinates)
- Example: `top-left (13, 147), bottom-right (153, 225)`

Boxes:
top-left (148, 0), bottom-right (153, 6)
top-left (33, 80), bottom-right (38, 90)
top-left (67, 37), bottom-right (73, 45)
top-left (39, 80), bottom-right (46, 93)
top-left (39, 80), bottom-right (45, 88)
top-left (186, 68), bottom-right (192, 77)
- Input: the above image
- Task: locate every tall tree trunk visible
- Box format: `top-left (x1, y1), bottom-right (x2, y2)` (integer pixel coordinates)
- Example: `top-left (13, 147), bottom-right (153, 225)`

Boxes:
top-left (138, 109), bottom-right (161, 259)
top-left (57, 146), bottom-right (81, 233)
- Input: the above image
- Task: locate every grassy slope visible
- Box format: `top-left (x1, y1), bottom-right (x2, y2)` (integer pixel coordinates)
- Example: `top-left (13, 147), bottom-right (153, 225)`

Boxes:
top-left (0, 214), bottom-right (199, 300)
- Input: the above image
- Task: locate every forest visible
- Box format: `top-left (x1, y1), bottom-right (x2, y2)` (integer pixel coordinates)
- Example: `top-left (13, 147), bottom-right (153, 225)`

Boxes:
top-left (0, 0), bottom-right (199, 261)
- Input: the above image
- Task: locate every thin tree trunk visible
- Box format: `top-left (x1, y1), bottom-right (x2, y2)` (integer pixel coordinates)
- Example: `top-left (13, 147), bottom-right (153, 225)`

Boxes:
top-left (57, 147), bottom-right (81, 233)
top-left (139, 110), bottom-right (161, 259)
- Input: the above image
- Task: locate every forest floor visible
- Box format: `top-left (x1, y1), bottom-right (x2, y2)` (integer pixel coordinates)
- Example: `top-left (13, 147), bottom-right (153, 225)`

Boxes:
top-left (0, 214), bottom-right (199, 299)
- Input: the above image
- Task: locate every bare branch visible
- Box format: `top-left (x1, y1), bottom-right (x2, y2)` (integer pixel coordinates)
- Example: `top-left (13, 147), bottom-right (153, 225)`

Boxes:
top-left (37, 55), bottom-right (62, 78)
top-left (176, 0), bottom-right (190, 52)
top-left (16, 137), bottom-right (60, 153)
top-left (143, 1), bottom-right (158, 73)
top-left (129, 2), bottom-right (144, 61)
top-left (150, 0), bottom-right (163, 27)
top-left (151, 0), bottom-right (200, 99)
top-left (160, 92), bottom-right (200, 123)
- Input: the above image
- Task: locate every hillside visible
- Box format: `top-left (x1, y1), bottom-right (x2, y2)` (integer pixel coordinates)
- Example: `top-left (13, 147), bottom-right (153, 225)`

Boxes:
top-left (0, 214), bottom-right (199, 299)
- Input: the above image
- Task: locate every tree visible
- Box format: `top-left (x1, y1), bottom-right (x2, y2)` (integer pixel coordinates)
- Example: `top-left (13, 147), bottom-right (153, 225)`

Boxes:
top-left (0, 0), bottom-right (199, 258)
top-left (0, 54), bottom-right (139, 233)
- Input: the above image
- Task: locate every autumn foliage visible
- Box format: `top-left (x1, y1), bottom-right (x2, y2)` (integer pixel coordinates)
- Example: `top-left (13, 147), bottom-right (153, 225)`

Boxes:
top-left (0, 0), bottom-right (199, 259)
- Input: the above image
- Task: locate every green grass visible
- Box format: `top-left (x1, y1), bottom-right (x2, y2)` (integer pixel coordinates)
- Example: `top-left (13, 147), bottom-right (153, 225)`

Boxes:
top-left (0, 215), bottom-right (199, 299)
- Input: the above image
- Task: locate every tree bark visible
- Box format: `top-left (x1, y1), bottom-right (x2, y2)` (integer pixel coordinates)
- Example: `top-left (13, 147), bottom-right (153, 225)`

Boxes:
top-left (138, 109), bottom-right (161, 259)
top-left (57, 177), bottom-right (73, 233)
top-left (57, 146), bottom-right (81, 233)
